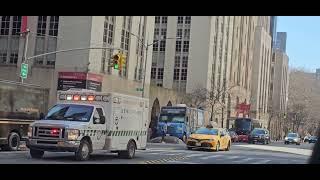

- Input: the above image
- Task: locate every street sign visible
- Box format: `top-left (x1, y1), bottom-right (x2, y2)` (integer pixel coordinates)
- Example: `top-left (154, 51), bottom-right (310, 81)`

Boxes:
top-left (20, 63), bottom-right (28, 79)
top-left (136, 88), bottom-right (143, 91)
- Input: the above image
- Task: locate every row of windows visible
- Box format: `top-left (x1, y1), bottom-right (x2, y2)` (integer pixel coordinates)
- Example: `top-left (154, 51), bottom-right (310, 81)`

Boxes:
top-left (175, 40), bottom-right (189, 52)
top-left (176, 28), bottom-right (190, 39)
top-left (177, 16), bottom-right (191, 24)
top-left (174, 56), bottom-right (188, 68)
top-left (155, 16), bottom-right (167, 24)
top-left (37, 16), bottom-right (59, 36)
top-left (0, 52), bottom-right (18, 64)
top-left (0, 16), bottom-right (21, 36)
top-left (103, 16), bottom-right (115, 45)
top-left (151, 68), bottom-right (164, 80)
top-left (173, 68), bottom-right (188, 81)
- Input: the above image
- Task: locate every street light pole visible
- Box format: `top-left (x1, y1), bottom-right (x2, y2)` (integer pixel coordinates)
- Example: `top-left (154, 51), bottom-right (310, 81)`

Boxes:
top-left (141, 37), bottom-right (149, 98)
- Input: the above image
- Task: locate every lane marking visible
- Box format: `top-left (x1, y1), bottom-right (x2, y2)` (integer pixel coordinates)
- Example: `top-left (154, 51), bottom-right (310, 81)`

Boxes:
top-left (250, 159), bottom-right (271, 164)
top-left (226, 155), bottom-right (241, 160)
top-left (199, 154), bottom-right (223, 160)
top-left (233, 158), bottom-right (255, 163)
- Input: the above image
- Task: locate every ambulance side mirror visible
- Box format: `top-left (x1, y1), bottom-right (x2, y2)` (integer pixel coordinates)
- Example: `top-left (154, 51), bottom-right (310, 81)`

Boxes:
top-left (39, 113), bottom-right (45, 120)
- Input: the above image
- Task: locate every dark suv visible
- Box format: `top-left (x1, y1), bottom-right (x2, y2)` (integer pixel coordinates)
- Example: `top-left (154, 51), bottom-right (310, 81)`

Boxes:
top-left (248, 128), bottom-right (270, 144)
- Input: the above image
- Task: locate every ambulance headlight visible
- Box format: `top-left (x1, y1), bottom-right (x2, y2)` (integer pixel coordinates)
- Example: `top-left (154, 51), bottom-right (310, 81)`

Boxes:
top-left (67, 129), bottom-right (80, 140)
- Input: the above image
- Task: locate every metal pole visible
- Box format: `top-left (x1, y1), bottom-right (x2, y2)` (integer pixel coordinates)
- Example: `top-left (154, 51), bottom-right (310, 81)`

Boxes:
top-left (21, 29), bottom-right (30, 84)
top-left (142, 38), bottom-right (148, 98)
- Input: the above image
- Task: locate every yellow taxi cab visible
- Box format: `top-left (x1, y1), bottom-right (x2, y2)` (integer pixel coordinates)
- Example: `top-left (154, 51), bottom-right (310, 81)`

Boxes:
top-left (186, 126), bottom-right (231, 151)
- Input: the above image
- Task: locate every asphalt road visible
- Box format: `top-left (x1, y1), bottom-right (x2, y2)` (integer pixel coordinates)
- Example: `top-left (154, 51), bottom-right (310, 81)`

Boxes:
top-left (0, 142), bottom-right (310, 164)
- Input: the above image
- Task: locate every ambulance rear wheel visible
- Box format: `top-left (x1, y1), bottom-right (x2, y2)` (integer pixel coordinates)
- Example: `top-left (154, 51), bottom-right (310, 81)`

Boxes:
top-left (75, 140), bottom-right (91, 161)
top-left (118, 140), bottom-right (136, 159)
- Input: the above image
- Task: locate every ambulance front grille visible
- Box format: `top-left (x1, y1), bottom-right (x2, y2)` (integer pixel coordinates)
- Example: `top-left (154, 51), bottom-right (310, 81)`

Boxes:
top-left (35, 127), bottom-right (65, 139)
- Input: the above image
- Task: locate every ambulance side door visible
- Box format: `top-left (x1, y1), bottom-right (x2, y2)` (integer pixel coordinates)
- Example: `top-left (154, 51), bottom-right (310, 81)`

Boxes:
top-left (91, 106), bottom-right (107, 150)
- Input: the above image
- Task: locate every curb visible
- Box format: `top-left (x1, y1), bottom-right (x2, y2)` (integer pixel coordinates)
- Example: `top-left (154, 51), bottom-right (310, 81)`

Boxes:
top-left (234, 144), bottom-right (312, 156)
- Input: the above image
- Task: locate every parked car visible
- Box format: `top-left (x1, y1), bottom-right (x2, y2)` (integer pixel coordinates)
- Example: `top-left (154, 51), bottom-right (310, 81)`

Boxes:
top-left (248, 128), bottom-right (270, 144)
top-left (284, 133), bottom-right (301, 145)
top-left (309, 136), bottom-right (318, 143)
top-left (303, 136), bottom-right (310, 143)
top-left (229, 130), bottom-right (239, 142)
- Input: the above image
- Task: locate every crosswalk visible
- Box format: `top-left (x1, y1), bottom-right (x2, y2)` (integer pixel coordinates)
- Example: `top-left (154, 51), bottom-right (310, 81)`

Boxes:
top-left (138, 148), bottom-right (304, 164)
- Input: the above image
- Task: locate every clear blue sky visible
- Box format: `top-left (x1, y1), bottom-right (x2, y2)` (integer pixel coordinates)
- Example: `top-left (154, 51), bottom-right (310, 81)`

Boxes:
top-left (277, 16), bottom-right (320, 72)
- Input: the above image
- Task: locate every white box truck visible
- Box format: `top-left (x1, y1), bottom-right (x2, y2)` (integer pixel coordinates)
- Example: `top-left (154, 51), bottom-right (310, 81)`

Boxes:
top-left (26, 89), bottom-right (149, 161)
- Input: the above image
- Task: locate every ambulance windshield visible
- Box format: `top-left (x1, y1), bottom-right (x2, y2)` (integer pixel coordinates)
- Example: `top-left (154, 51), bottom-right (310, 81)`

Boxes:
top-left (45, 104), bottom-right (94, 122)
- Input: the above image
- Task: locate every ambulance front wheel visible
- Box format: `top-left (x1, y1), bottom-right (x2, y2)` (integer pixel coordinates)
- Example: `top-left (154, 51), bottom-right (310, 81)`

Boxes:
top-left (75, 139), bottom-right (91, 161)
top-left (118, 140), bottom-right (136, 159)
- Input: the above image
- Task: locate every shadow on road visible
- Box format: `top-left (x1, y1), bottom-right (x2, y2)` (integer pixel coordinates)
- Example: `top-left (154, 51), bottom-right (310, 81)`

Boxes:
top-left (39, 152), bottom-right (145, 162)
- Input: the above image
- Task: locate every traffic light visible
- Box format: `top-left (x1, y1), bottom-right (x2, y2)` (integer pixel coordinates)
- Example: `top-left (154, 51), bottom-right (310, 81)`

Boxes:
top-left (119, 54), bottom-right (126, 73)
top-left (111, 53), bottom-right (120, 70)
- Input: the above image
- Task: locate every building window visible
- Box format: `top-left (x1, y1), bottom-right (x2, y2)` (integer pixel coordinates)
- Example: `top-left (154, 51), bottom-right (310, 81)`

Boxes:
top-left (157, 68), bottom-right (164, 80)
top-left (175, 41), bottom-right (182, 52)
top-left (151, 68), bottom-right (156, 79)
top-left (154, 28), bottom-right (159, 39)
top-left (181, 69), bottom-right (187, 81)
top-left (161, 28), bottom-right (167, 39)
top-left (159, 40), bottom-right (166, 52)
top-left (0, 52), bottom-right (7, 63)
top-left (37, 16), bottom-right (47, 36)
top-left (183, 41), bottom-right (189, 52)
top-left (9, 53), bottom-right (18, 64)
top-left (185, 16), bottom-right (191, 24)
top-left (184, 29), bottom-right (190, 38)
top-left (12, 16), bottom-right (21, 36)
top-left (174, 56), bottom-right (180, 67)
top-left (121, 30), bottom-right (130, 50)
top-left (155, 16), bottom-right (160, 24)
top-left (177, 29), bottom-right (182, 38)
top-left (34, 51), bottom-right (44, 65)
top-left (46, 54), bottom-right (55, 66)
top-left (161, 16), bottom-right (168, 24)
top-left (182, 56), bottom-right (188, 67)
top-left (157, 83), bottom-right (163, 87)
top-left (173, 69), bottom-right (180, 80)
top-left (177, 16), bottom-right (183, 24)
top-left (0, 16), bottom-right (10, 35)
top-left (153, 40), bottom-right (158, 51)
top-left (103, 16), bottom-right (115, 45)
top-left (49, 16), bottom-right (59, 36)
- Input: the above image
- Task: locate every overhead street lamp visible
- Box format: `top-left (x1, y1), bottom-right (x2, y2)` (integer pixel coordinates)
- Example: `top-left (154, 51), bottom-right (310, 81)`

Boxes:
top-left (128, 32), bottom-right (181, 97)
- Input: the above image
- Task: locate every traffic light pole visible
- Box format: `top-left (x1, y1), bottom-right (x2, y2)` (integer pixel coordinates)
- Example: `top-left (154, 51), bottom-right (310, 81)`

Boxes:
top-left (21, 29), bottom-right (30, 84)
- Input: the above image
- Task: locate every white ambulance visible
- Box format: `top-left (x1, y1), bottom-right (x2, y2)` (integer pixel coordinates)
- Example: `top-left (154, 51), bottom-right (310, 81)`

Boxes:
top-left (26, 89), bottom-right (149, 161)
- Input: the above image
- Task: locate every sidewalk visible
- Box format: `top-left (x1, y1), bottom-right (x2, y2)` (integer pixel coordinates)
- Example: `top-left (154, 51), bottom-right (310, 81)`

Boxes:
top-left (235, 144), bottom-right (312, 156)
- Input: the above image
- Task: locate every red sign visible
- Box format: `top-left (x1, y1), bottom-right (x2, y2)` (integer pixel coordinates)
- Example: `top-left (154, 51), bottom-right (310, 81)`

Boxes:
top-left (87, 73), bottom-right (103, 83)
top-left (21, 16), bottom-right (28, 33)
top-left (58, 72), bottom-right (87, 80)
top-left (57, 72), bottom-right (103, 91)
top-left (236, 103), bottom-right (251, 117)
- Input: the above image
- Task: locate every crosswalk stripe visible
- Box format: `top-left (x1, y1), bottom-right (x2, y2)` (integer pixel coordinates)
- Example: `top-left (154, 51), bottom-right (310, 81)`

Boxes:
top-left (185, 154), bottom-right (205, 158)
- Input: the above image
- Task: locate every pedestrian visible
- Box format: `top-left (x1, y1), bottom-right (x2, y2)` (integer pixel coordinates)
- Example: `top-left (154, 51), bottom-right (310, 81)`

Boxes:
top-left (162, 121), bottom-right (168, 143)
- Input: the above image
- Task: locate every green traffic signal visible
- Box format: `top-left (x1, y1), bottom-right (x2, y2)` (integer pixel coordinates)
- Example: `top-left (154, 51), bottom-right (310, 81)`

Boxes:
top-left (114, 64), bottom-right (119, 70)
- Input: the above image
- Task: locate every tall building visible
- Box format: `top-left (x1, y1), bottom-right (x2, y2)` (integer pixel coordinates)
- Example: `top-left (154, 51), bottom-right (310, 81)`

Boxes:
top-left (151, 16), bottom-right (258, 128)
top-left (275, 32), bottom-right (287, 53)
top-left (270, 16), bottom-right (277, 48)
top-left (269, 49), bottom-right (289, 115)
top-left (250, 16), bottom-right (272, 128)
top-left (316, 68), bottom-right (320, 80)
top-left (0, 16), bottom-right (155, 106)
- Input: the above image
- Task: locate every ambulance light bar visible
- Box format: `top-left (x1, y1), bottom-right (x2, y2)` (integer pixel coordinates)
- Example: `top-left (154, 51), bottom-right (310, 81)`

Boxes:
top-left (59, 94), bottom-right (109, 102)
